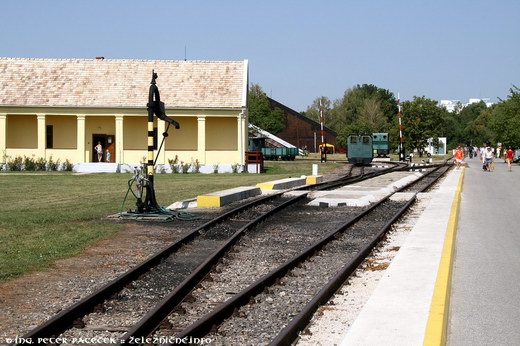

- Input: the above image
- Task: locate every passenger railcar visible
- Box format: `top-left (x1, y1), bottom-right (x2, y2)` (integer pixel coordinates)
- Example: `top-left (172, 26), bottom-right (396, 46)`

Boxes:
top-left (347, 135), bottom-right (373, 165)
top-left (372, 133), bottom-right (390, 157)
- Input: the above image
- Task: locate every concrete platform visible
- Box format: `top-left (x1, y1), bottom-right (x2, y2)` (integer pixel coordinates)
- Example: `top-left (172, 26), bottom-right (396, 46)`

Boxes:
top-left (308, 172), bottom-right (423, 207)
top-left (340, 168), bottom-right (463, 345)
top-left (256, 177), bottom-right (307, 190)
top-left (167, 198), bottom-right (197, 210)
top-left (448, 160), bottom-right (520, 345)
top-left (73, 162), bottom-right (119, 173)
top-left (196, 186), bottom-right (261, 208)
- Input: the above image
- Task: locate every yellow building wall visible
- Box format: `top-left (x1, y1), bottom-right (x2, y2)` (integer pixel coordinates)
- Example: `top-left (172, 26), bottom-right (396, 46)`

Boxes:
top-left (123, 116), bottom-right (148, 150)
top-left (46, 149), bottom-right (78, 163)
top-left (206, 117), bottom-right (237, 150)
top-left (2, 109), bottom-right (246, 167)
top-left (86, 116), bottom-right (115, 144)
top-left (7, 115), bottom-right (37, 148)
top-left (46, 115), bottom-right (76, 148)
top-left (165, 116), bottom-right (197, 150)
top-left (205, 150), bottom-right (241, 164)
top-left (121, 150), bottom-right (148, 164)
top-left (163, 150), bottom-right (202, 165)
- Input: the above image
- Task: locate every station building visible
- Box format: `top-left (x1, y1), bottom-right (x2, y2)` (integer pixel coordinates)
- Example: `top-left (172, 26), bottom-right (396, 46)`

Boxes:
top-left (0, 57), bottom-right (249, 170)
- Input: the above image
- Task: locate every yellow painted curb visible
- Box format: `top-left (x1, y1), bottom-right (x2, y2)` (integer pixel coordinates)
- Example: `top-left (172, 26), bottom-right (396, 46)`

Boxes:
top-left (196, 195), bottom-right (221, 208)
top-left (423, 168), bottom-right (465, 345)
top-left (305, 175), bottom-right (323, 185)
top-left (256, 182), bottom-right (276, 190)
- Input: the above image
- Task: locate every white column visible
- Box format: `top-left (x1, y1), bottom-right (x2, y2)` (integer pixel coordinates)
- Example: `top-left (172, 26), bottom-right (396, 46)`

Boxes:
top-left (115, 115), bottom-right (124, 164)
top-left (197, 115), bottom-right (206, 164)
top-left (157, 119), bottom-right (166, 165)
top-left (237, 109), bottom-right (247, 165)
top-left (37, 114), bottom-right (46, 158)
top-left (77, 115), bottom-right (86, 163)
top-left (0, 114), bottom-right (6, 161)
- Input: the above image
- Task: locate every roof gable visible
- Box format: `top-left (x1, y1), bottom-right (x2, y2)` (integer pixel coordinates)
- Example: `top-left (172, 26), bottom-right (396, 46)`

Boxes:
top-left (268, 97), bottom-right (337, 135)
top-left (0, 58), bottom-right (247, 109)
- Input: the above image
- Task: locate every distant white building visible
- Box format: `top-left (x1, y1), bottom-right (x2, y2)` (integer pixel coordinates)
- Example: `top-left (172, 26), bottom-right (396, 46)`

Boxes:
top-left (439, 98), bottom-right (493, 113)
top-left (426, 137), bottom-right (447, 156)
top-left (467, 98), bottom-right (493, 107)
top-left (439, 100), bottom-right (461, 113)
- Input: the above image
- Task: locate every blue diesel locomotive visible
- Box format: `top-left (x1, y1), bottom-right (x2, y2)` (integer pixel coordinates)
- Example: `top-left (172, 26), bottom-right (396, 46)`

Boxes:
top-left (372, 133), bottom-right (390, 157)
top-left (347, 135), bottom-right (373, 165)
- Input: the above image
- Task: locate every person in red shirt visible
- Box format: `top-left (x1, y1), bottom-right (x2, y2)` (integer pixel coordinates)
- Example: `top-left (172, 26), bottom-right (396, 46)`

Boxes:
top-left (505, 146), bottom-right (514, 172)
top-left (454, 146), bottom-right (464, 169)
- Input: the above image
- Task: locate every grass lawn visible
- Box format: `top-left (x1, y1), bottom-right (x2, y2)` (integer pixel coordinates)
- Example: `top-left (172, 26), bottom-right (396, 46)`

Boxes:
top-left (0, 157), bottom-right (344, 282)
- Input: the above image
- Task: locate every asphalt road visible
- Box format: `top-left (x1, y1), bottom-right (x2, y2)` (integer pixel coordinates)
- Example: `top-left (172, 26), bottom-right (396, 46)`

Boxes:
top-left (448, 158), bottom-right (520, 345)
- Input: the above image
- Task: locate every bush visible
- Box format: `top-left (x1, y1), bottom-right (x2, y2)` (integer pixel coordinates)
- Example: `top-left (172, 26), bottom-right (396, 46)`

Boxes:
top-left (232, 163), bottom-right (240, 173)
top-left (181, 161), bottom-right (191, 174)
top-left (213, 163), bottom-right (219, 174)
top-left (47, 156), bottom-right (60, 171)
top-left (62, 159), bottom-right (74, 172)
top-left (192, 159), bottom-right (201, 173)
top-left (24, 157), bottom-right (37, 171)
top-left (168, 155), bottom-right (181, 174)
top-left (7, 156), bottom-right (23, 171)
top-left (35, 157), bottom-right (47, 171)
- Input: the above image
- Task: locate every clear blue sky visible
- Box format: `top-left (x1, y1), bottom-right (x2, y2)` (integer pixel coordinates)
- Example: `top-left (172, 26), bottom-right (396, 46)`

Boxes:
top-left (1, 0), bottom-right (519, 111)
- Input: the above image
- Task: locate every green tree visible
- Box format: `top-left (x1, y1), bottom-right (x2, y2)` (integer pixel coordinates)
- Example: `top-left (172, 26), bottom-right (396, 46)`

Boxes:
top-left (456, 101), bottom-right (489, 147)
top-left (248, 84), bottom-right (285, 134)
top-left (358, 98), bottom-right (387, 133)
top-left (466, 108), bottom-right (495, 147)
top-left (489, 85), bottom-right (520, 146)
top-left (401, 96), bottom-right (448, 152)
top-left (303, 96), bottom-right (333, 127)
top-left (328, 84), bottom-right (397, 148)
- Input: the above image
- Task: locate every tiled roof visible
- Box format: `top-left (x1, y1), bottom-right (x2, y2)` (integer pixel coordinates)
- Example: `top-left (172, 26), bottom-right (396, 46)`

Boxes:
top-left (0, 57), bottom-right (247, 109)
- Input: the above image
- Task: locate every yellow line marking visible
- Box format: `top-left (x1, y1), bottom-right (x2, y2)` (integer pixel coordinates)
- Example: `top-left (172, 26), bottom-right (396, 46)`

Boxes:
top-left (424, 168), bottom-right (465, 345)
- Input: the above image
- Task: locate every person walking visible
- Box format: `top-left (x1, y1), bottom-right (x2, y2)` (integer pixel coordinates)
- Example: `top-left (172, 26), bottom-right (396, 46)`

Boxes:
top-left (454, 146), bottom-right (464, 169)
top-left (505, 146), bottom-right (514, 172)
top-left (320, 143), bottom-right (327, 163)
top-left (483, 146), bottom-right (494, 172)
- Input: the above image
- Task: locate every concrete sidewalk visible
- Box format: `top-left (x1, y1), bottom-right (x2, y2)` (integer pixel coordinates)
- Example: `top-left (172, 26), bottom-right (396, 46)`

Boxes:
top-left (448, 159), bottom-right (520, 345)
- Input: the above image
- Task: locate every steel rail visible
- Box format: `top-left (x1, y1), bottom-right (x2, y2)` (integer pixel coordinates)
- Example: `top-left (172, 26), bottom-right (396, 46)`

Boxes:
top-left (118, 192), bottom-right (310, 343)
top-left (300, 162), bottom-right (404, 191)
top-left (270, 163), bottom-right (450, 345)
top-left (271, 197), bottom-right (417, 345)
top-left (116, 164), bottom-right (406, 342)
top-left (20, 163), bottom-right (400, 344)
top-left (19, 191), bottom-right (286, 344)
top-left (171, 162), bottom-right (449, 343)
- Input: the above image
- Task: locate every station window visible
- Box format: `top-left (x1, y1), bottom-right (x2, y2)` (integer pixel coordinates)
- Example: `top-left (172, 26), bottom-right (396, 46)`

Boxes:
top-left (46, 125), bottom-right (53, 149)
top-left (363, 136), bottom-right (370, 144)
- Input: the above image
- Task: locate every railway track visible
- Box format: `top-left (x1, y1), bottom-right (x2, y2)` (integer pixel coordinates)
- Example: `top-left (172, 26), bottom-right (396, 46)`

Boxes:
top-left (19, 163), bottom-right (405, 345)
top-left (146, 163), bottom-right (450, 345)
